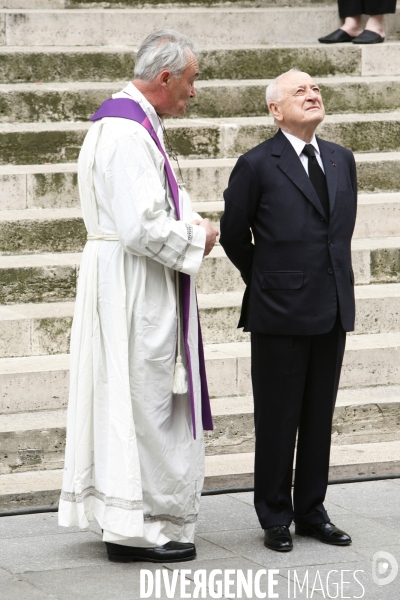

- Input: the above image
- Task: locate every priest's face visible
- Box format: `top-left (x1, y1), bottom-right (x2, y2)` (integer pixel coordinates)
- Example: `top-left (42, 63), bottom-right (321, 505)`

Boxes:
top-left (160, 53), bottom-right (199, 117)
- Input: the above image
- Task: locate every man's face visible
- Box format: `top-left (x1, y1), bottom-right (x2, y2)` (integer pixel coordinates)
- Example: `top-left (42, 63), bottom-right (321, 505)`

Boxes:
top-left (273, 72), bottom-right (325, 131)
top-left (162, 53), bottom-right (199, 117)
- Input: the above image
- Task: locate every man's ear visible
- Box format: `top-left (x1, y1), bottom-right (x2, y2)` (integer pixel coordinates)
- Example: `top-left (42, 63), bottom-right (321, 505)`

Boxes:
top-left (159, 70), bottom-right (171, 87)
top-left (269, 102), bottom-right (283, 123)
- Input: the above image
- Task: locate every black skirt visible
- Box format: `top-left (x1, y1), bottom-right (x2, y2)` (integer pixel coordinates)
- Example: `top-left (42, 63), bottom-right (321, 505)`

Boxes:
top-left (338, 0), bottom-right (397, 17)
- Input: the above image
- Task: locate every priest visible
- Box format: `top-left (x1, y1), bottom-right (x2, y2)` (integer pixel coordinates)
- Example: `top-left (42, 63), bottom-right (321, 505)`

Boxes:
top-left (58, 29), bottom-right (218, 563)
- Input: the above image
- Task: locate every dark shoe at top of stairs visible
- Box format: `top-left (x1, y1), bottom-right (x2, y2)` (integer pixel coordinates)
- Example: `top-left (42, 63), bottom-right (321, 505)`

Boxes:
top-left (352, 30), bottom-right (385, 44)
top-left (318, 29), bottom-right (356, 43)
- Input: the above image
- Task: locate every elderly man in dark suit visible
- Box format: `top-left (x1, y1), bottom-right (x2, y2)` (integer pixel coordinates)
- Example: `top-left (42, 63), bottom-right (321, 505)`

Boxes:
top-left (220, 69), bottom-right (356, 552)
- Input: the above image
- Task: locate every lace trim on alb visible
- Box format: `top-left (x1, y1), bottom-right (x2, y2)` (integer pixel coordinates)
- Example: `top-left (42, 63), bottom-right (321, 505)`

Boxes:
top-left (174, 243), bottom-right (189, 272)
top-left (60, 487), bottom-right (143, 511)
top-left (144, 513), bottom-right (198, 526)
top-left (60, 489), bottom-right (197, 524)
top-left (173, 224), bottom-right (193, 272)
top-left (186, 224), bottom-right (193, 243)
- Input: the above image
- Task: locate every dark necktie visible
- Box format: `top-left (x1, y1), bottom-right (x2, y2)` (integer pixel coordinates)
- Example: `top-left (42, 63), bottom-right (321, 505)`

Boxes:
top-left (302, 144), bottom-right (330, 220)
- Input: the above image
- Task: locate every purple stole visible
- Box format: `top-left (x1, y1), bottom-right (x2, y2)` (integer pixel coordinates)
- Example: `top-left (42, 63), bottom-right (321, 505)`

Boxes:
top-left (90, 98), bottom-right (213, 438)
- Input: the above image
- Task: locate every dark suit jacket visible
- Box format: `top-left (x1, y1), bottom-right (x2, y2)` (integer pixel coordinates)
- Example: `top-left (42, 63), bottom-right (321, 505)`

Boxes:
top-left (220, 129), bottom-right (357, 335)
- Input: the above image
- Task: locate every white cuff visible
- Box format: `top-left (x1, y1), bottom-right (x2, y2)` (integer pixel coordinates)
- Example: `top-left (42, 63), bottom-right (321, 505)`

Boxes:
top-left (179, 224), bottom-right (206, 276)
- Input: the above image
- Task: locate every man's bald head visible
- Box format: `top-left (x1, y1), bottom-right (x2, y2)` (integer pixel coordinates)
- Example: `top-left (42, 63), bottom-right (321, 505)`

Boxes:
top-left (265, 68), bottom-right (301, 106)
top-left (266, 70), bottom-right (325, 143)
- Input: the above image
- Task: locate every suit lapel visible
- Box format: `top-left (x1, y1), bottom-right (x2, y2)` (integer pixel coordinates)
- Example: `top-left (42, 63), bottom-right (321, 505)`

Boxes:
top-left (273, 131), bottom-right (326, 220)
top-left (318, 137), bottom-right (338, 214)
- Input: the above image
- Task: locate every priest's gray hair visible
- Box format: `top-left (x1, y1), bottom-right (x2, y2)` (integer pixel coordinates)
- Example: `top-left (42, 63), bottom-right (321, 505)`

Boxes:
top-left (266, 68), bottom-right (300, 107)
top-left (134, 29), bottom-right (199, 82)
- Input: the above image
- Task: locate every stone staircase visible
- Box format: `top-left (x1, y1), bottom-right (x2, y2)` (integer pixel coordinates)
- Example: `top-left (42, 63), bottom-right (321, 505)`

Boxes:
top-left (1, 0), bottom-right (400, 511)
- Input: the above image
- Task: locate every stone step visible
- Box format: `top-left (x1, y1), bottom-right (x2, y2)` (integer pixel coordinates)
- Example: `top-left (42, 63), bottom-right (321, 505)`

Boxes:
top-left (354, 193), bottom-right (400, 238)
top-left (1, 0), bottom-right (65, 7)
top-left (0, 208), bottom-right (85, 254)
top-left (0, 8), bottom-right (338, 47)
top-left (1, 384), bottom-right (400, 475)
top-left (2, 43), bottom-right (400, 85)
top-left (0, 282), bottom-right (399, 356)
top-left (1, 236), bottom-right (400, 302)
top-left (199, 236), bottom-right (400, 292)
top-left (67, 0), bottom-right (337, 6)
top-left (204, 333), bottom-right (400, 397)
top-left (193, 75), bottom-right (400, 119)
top-left (355, 151), bottom-right (400, 193)
top-left (198, 282), bottom-right (400, 342)
top-left (0, 252), bottom-right (80, 304)
top-left (0, 8), bottom-right (396, 47)
top-left (167, 113), bottom-right (400, 158)
top-left (1, 113), bottom-right (400, 165)
top-left (0, 154), bottom-right (399, 211)
top-left (2, 333), bottom-right (400, 414)
top-left (0, 194), bottom-right (399, 254)
top-left (0, 163), bottom-right (79, 211)
top-left (352, 236), bottom-right (400, 285)
top-left (195, 192), bottom-right (400, 241)
top-left (1, 438), bottom-right (400, 509)
top-left (0, 0), bottom-right (336, 9)
top-left (0, 409), bottom-right (66, 475)
top-left (0, 354), bottom-right (70, 415)
top-left (204, 440), bottom-right (400, 490)
top-left (2, 76), bottom-right (400, 123)
top-left (1, 43), bottom-right (395, 84)
top-left (0, 301), bottom-right (73, 358)
top-left (207, 385), bottom-right (400, 455)
top-left (0, 468), bottom-right (62, 510)
top-left (333, 385), bottom-right (400, 445)
top-left (0, 122), bottom-right (87, 165)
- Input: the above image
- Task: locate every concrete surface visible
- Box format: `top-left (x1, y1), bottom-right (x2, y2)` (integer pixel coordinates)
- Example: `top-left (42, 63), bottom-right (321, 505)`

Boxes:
top-left (0, 479), bottom-right (400, 599)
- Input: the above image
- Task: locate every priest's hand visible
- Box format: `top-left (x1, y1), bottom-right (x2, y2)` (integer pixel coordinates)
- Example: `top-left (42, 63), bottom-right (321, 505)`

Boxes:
top-left (192, 218), bottom-right (219, 256)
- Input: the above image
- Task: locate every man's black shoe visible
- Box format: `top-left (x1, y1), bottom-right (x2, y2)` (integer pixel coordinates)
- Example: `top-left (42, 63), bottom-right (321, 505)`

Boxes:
top-left (295, 522), bottom-right (352, 546)
top-left (318, 29), bottom-right (356, 44)
top-left (105, 540), bottom-right (196, 563)
top-left (264, 526), bottom-right (293, 552)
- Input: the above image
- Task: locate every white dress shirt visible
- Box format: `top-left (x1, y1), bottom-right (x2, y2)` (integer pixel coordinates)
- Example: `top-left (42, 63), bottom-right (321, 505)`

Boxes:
top-left (281, 129), bottom-right (325, 175)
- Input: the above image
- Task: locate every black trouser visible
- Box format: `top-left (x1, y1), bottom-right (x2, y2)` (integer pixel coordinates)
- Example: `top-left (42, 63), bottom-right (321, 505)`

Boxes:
top-left (251, 316), bottom-right (346, 529)
top-left (338, 0), bottom-right (397, 17)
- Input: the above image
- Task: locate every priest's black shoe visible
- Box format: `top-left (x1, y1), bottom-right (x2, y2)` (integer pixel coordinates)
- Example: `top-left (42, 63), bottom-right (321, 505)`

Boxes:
top-left (295, 522), bottom-right (352, 546)
top-left (264, 526), bottom-right (293, 552)
top-left (318, 29), bottom-right (356, 44)
top-left (105, 541), bottom-right (196, 563)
